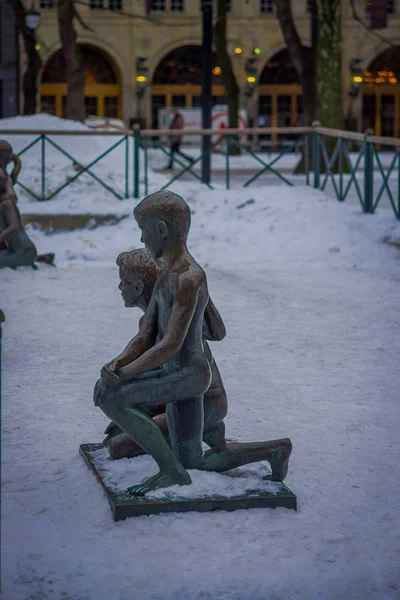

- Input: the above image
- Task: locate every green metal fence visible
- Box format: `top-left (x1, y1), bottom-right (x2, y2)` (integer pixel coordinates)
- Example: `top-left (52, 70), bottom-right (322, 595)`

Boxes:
top-left (1, 124), bottom-right (399, 219)
top-left (311, 123), bottom-right (400, 218)
top-left (133, 126), bottom-right (311, 196)
top-left (133, 123), bottom-right (399, 219)
top-left (0, 129), bottom-right (131, 201)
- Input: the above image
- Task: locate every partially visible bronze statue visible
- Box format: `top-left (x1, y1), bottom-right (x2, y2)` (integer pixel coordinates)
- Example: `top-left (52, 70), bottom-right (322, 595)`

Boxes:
top-left (0, 141), bottom-right (54, 269)
top-left (94, 190), bottom-right (292, 496)
top-left (103, 248), bottom-right (229, 459)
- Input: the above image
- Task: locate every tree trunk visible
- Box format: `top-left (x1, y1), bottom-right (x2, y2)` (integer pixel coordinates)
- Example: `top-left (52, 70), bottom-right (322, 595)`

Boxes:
top-left (316, 0), bottom-right (344, 129)
top-left (275, 0), bottom-right (316, 126)
top-left (214, 0), bottom-right (240, 155)
top-left (57, 0), bottom-right (85, 122)
top-left (11, 0), bottom-right (42, 115)
top-left (275, 0), bottom-right (316, 173)
top-left (316, 0), bottom-right (345, 171)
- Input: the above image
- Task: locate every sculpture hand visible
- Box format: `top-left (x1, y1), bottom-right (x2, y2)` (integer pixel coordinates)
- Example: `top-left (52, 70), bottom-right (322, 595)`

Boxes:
top-left (101, 365), bottom-right (121, 387)
top-left (108, 358), bottom-right (125, 372)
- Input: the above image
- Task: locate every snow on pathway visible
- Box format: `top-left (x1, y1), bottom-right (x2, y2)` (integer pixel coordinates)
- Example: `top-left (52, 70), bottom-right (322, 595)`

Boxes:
top-left (1, 181), bottom-right (400, 599)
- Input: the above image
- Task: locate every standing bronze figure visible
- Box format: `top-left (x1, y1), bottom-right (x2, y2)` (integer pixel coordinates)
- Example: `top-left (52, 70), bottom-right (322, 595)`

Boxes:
top-left (94, 191), bottom-right (292, 496)
top-left (103, 248), bottom-right (228, 459)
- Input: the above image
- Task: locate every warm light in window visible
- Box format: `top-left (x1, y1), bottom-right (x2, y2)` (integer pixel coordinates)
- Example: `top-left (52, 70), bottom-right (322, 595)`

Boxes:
top-left (353, 76), bottom-right (363, 83)
top-left (136, 76), bottom-right (147, 82)
top-left (247, 76), bottom-right (256, 83)
top-left (213, 66), bottom-right (222, 75)
top-left (235, 47), bottom-right (243, 54)
top-left (363, 69), bottom-right (399, 84)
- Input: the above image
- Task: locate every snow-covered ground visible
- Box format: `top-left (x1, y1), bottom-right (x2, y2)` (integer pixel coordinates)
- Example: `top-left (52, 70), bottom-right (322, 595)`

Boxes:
top-left (2, 115), bottom-right (400, 600)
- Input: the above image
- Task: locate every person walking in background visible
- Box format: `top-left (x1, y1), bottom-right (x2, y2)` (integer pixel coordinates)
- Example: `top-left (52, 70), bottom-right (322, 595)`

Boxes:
top-left (165, 110), bottom-right (194, 170)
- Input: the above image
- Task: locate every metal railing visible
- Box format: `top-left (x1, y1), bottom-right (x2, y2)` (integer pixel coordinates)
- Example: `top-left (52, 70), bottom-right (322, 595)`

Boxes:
top-left (311, 123), bottom-right (400, 218)
top-left (1, 124), bottom-right (399, 219)
top-left (133, 126), bottom-right (311, 197)
top-left (0, 129), bottom-right (131, 201)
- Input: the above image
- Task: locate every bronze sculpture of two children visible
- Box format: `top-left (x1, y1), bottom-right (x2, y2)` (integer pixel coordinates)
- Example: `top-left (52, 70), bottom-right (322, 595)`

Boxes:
top-left (94, 190), bottom-right (292, 496)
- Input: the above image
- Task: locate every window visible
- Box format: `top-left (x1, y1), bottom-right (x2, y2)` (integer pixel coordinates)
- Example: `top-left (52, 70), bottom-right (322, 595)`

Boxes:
top-left (365, 0), bottom-right (396, 15)
top-left (90, 0), bottom-right (104, 9)
top-left (171, 0), bottom-right (184, 11)
top-left (152, 0), bottom-right (166, 11)
top-left (172, 95), bottom-right (186, 107)
top-left (40, 0), bottom-right (54, 7)
top-left (41, 95), bottom-right (56, 115)
top-left (260, 0), bottom-right (273, 14)
top-left (199, 0), bottom-right (231, 11)
top-left (104, 97), bottom-right (119, 117)
top-left (306, 0), bottom-right (313, 13)
top-left (85, 97), bottom-right (98, 117)
top-left (109, 0), bottom-right (122, 10)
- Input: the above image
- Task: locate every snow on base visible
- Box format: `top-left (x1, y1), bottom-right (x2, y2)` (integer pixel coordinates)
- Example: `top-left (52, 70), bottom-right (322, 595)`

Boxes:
top-left (91, 446), bottom-right (282, 499)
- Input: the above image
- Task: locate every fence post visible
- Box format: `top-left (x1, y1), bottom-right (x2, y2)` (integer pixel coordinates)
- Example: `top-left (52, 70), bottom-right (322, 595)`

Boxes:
top-left (124, 135), bottom-right (129, 199)
top-left (225, 135), bottom-right (230, 190)
top-left (398, 150), bottom-right (400, 219)
top-left (133, 125), bottom-right (140, 200)
top-left (0, 309), bottom-right (4, 592)
top-left (364, 130), bottom-right (374, 214)
top-left (41, 135), bottom-right (46, 201)
top-left (312, 120), bottom-right (321, 189)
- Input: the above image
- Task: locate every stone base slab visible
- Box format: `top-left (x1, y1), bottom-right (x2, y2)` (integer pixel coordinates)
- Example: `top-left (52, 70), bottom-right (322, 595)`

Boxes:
top-left (80, 443), bottom-right (297, 521)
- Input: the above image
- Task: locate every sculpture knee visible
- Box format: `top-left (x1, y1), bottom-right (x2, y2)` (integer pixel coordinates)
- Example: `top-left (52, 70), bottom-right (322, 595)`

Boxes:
top-left (94, 378), bottom-right (113, 410)
top-left (21, 247), bottom-right (37, 266)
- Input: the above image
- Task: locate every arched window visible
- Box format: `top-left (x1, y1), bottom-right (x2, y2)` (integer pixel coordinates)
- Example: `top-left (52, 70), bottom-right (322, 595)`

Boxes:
top-left (151, 45), bottom-right (225, 128)
top-left (152, 45), bottom-right (222, 85)
top-left (362, 46), bottom-right (400, 138)
top-left (40, 45), bottom-right (122, 119)
top-left (258, 48), bottom-right (310, 145)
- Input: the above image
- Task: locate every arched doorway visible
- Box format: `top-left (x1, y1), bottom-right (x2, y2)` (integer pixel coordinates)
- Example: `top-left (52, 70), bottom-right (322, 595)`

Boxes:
top-left (151, 45), bottom-right (224, 128)
top-left (362, 47), bottom-right (400, 137)
top-left (40, 45), bottom-right (122, 119)
top-left (258, 48), bottom-right (311, 145)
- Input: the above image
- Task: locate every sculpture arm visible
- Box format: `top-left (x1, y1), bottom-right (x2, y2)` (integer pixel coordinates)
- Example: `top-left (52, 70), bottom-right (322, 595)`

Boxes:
top-left (10, 154), bottom-right (21, 184)
top-left (0, 200), bottom-right (19, 243)
top-left (203, 297), bottom-right (226, 341)
top-left (108, 292), bottom-right (158, 370)
top-left (117, 274), bottom-right (199, 381)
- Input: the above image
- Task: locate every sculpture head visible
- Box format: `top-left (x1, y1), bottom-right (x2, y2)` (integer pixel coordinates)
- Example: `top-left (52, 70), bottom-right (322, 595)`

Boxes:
top-left (133, 190), bottom-right (191, 258)
top-left (0, 141), bottom-right (13, 170)
top-left (116, 248), bottom-right (161, 310)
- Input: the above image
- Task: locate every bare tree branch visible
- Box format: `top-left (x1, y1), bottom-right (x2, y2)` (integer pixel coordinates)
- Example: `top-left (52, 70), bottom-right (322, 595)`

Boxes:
top-left (275, 0), bottom-right (306, 80)
top-left (73, 5), bottom-right (94, 31)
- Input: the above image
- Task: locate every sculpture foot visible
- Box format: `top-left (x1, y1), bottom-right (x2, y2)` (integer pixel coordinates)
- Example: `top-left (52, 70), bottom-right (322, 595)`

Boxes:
top-left (36, 253), bottom-right (56, 266)
top-left (128, 468), bottom-right (192, 496)
top-left (103, 420), bottom-right (123, 445)
top-left (264, 438), bottom-right (292, 482)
